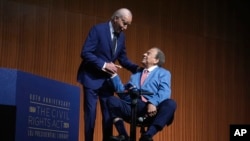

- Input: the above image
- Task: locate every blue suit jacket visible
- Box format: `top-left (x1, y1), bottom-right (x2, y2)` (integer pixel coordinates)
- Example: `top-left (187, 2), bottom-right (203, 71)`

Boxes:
top-left (77, 22), bottom-right (138, 89)
top-left (111, 66), bottom-right (171, 106)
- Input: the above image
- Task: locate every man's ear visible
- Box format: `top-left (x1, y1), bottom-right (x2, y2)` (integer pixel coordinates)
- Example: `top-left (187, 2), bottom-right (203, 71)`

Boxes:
top-left (154, 59), bottom-right (159, 65)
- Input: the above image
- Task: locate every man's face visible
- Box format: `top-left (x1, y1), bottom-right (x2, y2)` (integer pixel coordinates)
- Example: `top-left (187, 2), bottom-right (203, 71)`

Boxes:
top-left (141, 48), bottom-right (159, 68)
top-left (113, 15), bottom-right (132, 33)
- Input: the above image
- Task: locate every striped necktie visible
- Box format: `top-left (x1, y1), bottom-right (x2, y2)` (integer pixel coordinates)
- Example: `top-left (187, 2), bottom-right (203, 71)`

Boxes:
top-left (140, 69), bottom-right (149, 86)
top-left (140, 69), bottom-right (149, 102)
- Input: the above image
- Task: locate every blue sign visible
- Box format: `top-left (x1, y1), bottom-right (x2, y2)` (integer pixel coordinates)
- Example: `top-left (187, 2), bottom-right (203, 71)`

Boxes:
top-left (0, 68), bottom-right (80, 141)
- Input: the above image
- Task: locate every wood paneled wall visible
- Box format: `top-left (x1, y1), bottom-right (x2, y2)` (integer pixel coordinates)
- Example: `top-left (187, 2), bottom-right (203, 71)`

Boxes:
top-left (1, 0), bottom-right (249, 141)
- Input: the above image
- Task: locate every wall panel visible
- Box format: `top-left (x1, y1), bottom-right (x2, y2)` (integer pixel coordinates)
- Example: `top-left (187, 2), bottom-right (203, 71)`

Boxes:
top-left (1, 0), bottom-right (249, 141)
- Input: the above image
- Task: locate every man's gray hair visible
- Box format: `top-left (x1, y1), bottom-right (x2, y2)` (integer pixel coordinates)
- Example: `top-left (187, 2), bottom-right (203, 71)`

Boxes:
top-left (154, 47), bottom-right (165, 67)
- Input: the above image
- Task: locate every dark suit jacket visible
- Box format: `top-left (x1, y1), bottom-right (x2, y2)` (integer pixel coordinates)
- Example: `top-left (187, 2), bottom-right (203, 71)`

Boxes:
top-left (77, 22), bottom-right (138, 89)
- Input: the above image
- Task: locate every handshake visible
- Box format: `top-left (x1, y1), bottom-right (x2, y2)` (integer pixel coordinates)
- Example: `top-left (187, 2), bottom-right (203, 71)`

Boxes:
top-left (103, 62), bottom-right (122, 75)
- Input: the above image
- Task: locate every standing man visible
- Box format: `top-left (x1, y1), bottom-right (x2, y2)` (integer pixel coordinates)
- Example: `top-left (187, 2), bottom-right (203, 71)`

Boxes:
top-left (77, 8), bottom-right (139, 141)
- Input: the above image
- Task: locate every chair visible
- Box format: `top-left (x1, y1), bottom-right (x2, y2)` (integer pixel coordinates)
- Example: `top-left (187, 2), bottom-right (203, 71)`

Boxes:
top-left (116, 89), bottom-right (175, 141)
top-left (125, 90), bottom-right (175, 141)
top-left (124, 104), bottom-right (175, 141)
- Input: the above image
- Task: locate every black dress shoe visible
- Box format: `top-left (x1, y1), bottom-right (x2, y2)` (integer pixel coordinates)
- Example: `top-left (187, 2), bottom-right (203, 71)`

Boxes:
top-left (110, 135), bottom-right (129, 141)
top-left (139, 134), bottom-right (153, 141)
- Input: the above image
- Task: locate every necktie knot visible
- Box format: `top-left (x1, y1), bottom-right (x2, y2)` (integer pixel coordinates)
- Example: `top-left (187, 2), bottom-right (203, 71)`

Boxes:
top-left (113, 32), bottom-right (119, 37)
top-left (143, 69), bottom-right (149, 74)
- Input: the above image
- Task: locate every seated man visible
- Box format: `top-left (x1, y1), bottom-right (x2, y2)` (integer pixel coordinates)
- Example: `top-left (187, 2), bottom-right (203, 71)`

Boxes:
top-left (107, 47), bottom-right (177, 141)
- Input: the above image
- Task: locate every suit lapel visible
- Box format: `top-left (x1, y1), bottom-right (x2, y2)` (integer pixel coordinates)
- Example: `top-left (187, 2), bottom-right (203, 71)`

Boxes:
top-left (107, 26), bottom-right (113, 56)
top-left (103, 22), bottom-right (114, 57)
top-left (141, 67), bottom-right (158, 85)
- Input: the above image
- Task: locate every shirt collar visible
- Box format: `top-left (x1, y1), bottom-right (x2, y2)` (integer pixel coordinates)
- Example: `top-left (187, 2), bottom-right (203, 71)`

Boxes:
top-left (109, 21), bottom-right (115, 37)
top-left (145, 65), bottom-right (158, 72)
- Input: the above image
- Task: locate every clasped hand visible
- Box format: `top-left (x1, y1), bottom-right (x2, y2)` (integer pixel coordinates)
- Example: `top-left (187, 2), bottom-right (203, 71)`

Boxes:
top-left (104, 62), bottom-right (122, 74)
